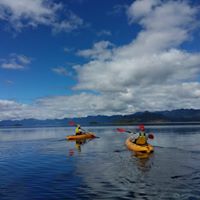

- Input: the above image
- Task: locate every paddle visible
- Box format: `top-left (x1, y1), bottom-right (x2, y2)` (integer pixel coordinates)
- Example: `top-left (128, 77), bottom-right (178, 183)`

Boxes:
top-left (116, 128), bottom-right (134, 134)
top-left (117, 128), bottom-right (154, 139)
top-left (69, 121), bottom-right (76, 126)
top-left (148, 133), bottom-right (154, 139)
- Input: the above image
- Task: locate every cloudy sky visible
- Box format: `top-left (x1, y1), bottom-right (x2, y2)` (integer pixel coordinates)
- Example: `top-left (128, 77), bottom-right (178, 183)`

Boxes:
top-left (0, 0), bottom-right (200, 120)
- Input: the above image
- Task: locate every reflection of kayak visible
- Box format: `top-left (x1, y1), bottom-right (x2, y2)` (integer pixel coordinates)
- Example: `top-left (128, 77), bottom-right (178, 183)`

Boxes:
top-left (134, 152), bottom-right (152, 159)
top-left (66, 133), bottom-right (96, 140)
top-left (125, 138), bottom-right (154, 153)
top-left (67, 139), bottom-right (89, 152)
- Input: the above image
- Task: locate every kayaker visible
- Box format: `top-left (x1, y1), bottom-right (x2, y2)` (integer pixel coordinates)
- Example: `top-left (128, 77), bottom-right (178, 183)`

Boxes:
top-left (130, 124), bottom-right (148, 145)
top-left (75, 124), bottom-right (84, 135)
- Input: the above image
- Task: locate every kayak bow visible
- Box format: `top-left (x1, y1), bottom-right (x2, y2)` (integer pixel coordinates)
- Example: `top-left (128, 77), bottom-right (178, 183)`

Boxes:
top-left (125, 138), bottom-right (154, 153)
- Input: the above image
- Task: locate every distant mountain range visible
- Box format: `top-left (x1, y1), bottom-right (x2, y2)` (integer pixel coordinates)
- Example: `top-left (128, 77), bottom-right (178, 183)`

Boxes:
top-left (1, 109), bottom-right (200, 128)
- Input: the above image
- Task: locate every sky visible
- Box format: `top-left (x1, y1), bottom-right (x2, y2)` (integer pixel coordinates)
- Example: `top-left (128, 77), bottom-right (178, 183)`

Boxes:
top-left (0, 0), bottom-right (200, 120)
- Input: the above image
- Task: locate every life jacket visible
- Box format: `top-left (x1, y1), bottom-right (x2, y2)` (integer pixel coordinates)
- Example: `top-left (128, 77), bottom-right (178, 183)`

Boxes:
top-left (75, 127), bottom-right (81, 135)
top-left (135, 131), bottom-right (147, 145)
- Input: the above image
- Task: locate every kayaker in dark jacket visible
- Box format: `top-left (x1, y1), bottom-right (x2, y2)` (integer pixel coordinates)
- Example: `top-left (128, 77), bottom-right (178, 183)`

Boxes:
top-left (130, 125), bottom-right (148, 145)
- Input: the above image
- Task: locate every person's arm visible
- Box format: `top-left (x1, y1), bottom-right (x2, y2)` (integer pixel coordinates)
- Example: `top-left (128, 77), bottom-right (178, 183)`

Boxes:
top-left (79, 127), bottom-right (85, 133)
top-left (129, 132), bottom-right (139, 140)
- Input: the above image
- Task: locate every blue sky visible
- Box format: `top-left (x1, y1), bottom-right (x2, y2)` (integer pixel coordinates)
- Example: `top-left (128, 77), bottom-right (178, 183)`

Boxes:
top-left (0, 0), bottom-right (200, 120)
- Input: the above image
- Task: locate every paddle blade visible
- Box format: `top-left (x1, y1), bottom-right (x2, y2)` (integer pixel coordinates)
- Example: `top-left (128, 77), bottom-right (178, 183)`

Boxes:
top-left (148, 133), bottom-right (154, 139)
top-left (116, 128), bottom-right (126, 133)
top-left (69, 121), bottom-right (76, 126)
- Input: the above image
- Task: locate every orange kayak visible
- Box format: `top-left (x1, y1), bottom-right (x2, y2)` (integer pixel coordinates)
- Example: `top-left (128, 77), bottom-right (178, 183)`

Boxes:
top-left (66, 132), bottom-right (96, 140)
top-left (125, 138), bottom-right (154, 153)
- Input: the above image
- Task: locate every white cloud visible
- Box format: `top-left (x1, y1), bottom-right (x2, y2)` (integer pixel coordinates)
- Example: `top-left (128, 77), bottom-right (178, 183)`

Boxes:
top-left (73, 0), bottom-right (200, 112)
top-left (52, 66), bottom-right (68, 76)
top-left (0, 54), bottom-right (31, 69)
top-left (2, 81), bottom-right (200, 120)
top-left (77, 41), bottom-right (114, 61)
top-left (108, 4), bottom-right (128, 16)
top-left (127, 0), bottom-right (161, 22)
top-left (75, 49), bottom-right (200, 92)
top-left (0, 100), bottom-right (28, 120)
top-left (17, 55), bottom-right (31, 64)
top-left (52, 11), bottom-right (83, 33)
top-left (97, 30), bottom-right (112, 36)
top-left (64, 47), bottom-right (74, 53)
top-left (0, 93), bottom-right (127, 120)
top-left (0, 0), bottom-right (83, 32)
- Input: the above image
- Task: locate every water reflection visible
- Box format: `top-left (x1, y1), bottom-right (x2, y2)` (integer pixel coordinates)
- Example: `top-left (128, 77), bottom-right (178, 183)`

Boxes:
top-left (67, 138), bottom-right (95, 153)
top-left (75, 139), bottom-right (86, 152)
top-left (133, 152), bottom-right (154, 172)
top-left (0, 126), bottom-right (200, 200)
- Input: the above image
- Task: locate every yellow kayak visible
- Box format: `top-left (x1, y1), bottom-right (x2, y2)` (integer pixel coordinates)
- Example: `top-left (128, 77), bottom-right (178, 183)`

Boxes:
top-left (125, 138), bottom-right (154, 153)
top-left (66, 132), bottom-right (96, 140)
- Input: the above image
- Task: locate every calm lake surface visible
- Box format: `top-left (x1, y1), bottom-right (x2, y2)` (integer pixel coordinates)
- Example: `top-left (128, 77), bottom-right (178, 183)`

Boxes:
top-left (0, 126), bottom-right (200, 200)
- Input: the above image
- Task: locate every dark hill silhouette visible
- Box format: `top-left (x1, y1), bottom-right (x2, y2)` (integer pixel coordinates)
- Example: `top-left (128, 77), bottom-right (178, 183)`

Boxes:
top-left (1, 109), bottom-right (200, 128)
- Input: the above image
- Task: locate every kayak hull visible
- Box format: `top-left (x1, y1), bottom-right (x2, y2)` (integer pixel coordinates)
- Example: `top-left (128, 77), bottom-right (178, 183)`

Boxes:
top-left (66, 133), bottom-right (96, 140)
top-left (125, 138), bottom-right (154, 153)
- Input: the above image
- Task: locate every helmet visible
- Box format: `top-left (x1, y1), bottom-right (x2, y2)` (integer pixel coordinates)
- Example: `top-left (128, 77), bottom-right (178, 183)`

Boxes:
top-left (139, 124), bottom-right (145, 131)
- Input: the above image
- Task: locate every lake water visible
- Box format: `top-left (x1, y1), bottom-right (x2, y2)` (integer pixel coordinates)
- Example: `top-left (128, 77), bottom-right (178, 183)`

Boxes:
top-left (0, 126), bottom-right (200, 200)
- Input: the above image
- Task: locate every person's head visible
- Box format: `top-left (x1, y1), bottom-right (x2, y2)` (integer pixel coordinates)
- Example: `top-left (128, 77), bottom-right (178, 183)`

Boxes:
top-left (139, 124), bottom-right (145, 131)
top-left (77, 124), bottom-right (81, 128)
